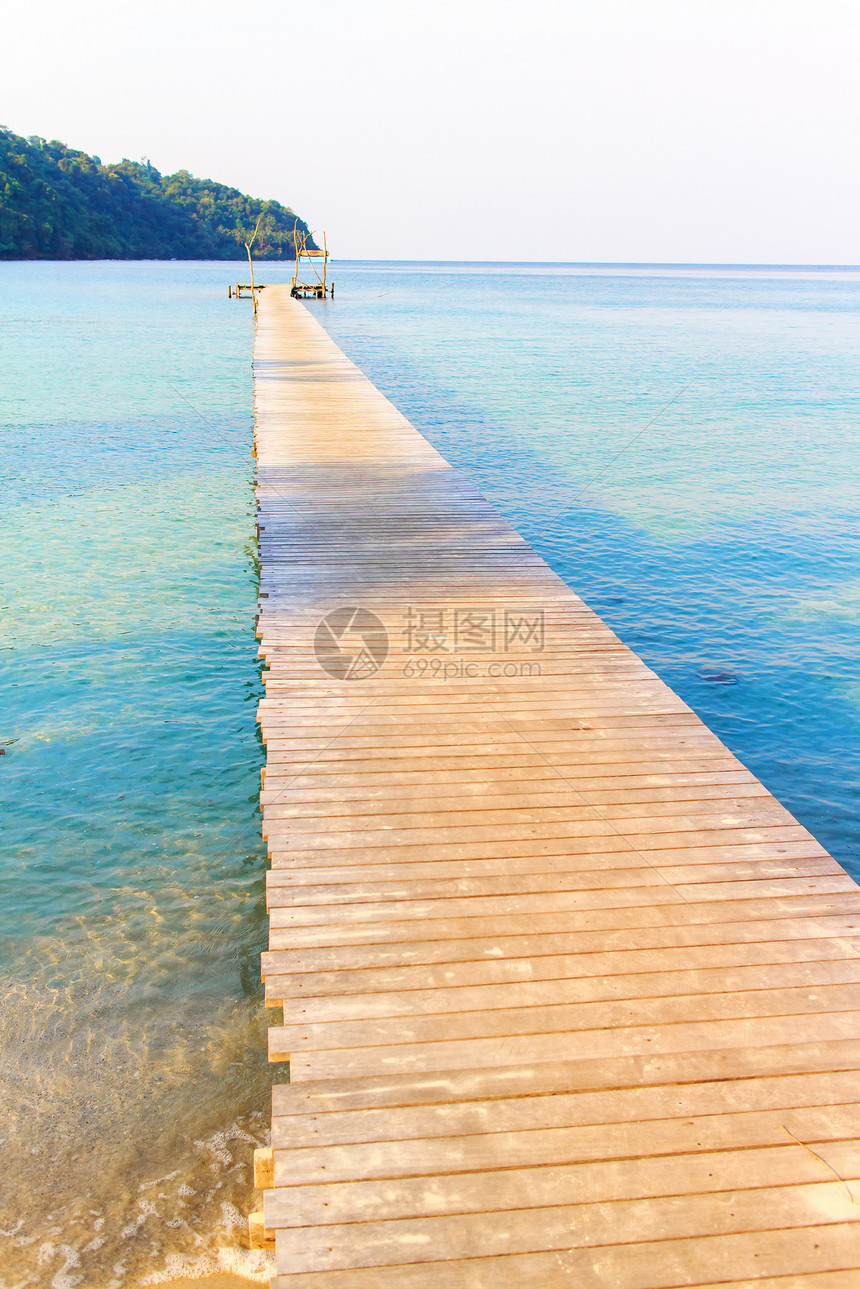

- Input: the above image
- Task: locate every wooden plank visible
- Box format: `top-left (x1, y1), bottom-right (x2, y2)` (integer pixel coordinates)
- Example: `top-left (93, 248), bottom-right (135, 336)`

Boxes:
top-left (266, 863), bottom-right (842, 902)
top-left (261, 757), bottom-right (751, 780)
top-left (263, 915), bottom-right (860, 981)
top-left (272, 1041), bottom-right (860, 1116)
top-left (266, 1139), bottom-right (860, 1225)
top-left (683, 1275), bottom-right (860, 1289)
top-left (263, 937), bottom-right (860, 1000)
top-left (260, 783), bottom-right (781, 816)
top-left (271, 1070), bottom-right (860, 1149)
top-left (269, 879), bottom-right (858, 927)
top-left (283, 1012), bottom-right (860, 1081)
top-left (266, 1102), bottom-right (860, 1188)
top-left (265, 859), bottom-right (843, 904)
top-left (261, 816), bottom-right (811, 853)
top-left (268, 895), bottom-right (860, 952)
top-left (268, 838), bottom-right (830, 870)
top-left (262, 827), bottom-right (821, 864)
top-left (276, 960), bottom-right (860, 1026)
top-left (268, 1226), bottom-right (860, 1286)
top-left (271, 982), bottom-right (860, 1055)
top-left (275, 1180), bottom-right (860, 1272)
top-left (266, 848), bottom-right (834, 884)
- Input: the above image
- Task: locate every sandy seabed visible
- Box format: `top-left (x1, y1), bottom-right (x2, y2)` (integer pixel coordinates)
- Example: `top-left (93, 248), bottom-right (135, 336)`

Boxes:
top-left (0, 959), bottom-right (278, 1289)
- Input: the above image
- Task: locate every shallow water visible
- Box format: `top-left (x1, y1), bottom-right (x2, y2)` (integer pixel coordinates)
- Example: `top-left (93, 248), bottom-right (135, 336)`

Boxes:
top-left (0, 262), bottom-right (283, 1287)
top-left (2, 260), bottom-right (859, 1286)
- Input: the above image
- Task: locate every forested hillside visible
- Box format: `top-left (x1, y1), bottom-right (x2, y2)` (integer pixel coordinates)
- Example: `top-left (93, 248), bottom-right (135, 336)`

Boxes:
top-left (0, 129), bottom-right (314, 259)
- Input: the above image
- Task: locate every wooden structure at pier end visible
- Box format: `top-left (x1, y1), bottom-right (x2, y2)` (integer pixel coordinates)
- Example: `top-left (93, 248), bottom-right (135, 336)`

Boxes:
top-left (251, 284), bottom-right (860, 1287)
top-left (290, 223), bottom-right (331, 299)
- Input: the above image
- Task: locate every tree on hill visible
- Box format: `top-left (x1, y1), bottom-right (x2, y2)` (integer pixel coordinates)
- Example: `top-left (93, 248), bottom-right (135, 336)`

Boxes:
top-left (0, 129), bottom-right (315, 260)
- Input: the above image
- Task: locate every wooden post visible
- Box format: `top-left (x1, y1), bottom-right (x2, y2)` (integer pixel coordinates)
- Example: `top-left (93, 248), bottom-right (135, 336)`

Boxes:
top-left (245, 212), bottom-right (264, 317)
top-left (248, 1211), bottom-right (275, 1249)
top-left (253, 1145), bottom-right (274, 1189)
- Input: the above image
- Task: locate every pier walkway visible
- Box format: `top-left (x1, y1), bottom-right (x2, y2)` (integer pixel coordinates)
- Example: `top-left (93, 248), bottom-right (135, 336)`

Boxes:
top-left (253, 285), bottom-right (860, 1287)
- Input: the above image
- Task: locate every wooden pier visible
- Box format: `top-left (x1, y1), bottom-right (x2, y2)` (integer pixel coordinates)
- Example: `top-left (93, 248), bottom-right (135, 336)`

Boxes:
top-left (253, 285), bottom-right (860, 1287)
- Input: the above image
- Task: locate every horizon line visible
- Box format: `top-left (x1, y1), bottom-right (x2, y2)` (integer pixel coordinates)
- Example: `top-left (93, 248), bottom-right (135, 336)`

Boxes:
top-left (323, 258), bottom-right (860, 269)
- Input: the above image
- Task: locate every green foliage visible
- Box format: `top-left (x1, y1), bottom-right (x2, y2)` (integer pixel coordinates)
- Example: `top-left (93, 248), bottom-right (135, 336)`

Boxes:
top-left (0, 128), bottom-right (315, 260)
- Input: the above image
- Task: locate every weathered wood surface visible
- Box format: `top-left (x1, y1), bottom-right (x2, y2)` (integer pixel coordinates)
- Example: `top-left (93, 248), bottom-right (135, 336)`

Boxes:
top-left (254, 286), bottom-right (860, 1286)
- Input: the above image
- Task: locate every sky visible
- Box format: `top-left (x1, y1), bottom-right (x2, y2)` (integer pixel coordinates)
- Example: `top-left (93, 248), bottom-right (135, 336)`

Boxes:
top-left (3, 0), bottom-right (859, 262)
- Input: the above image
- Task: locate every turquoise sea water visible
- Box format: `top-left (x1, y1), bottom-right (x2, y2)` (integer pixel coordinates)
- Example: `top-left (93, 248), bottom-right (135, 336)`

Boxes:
top-left (1, 260), bottom-right (859, 1286)
top-left (0, 262), bottom-right (273, 1287)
